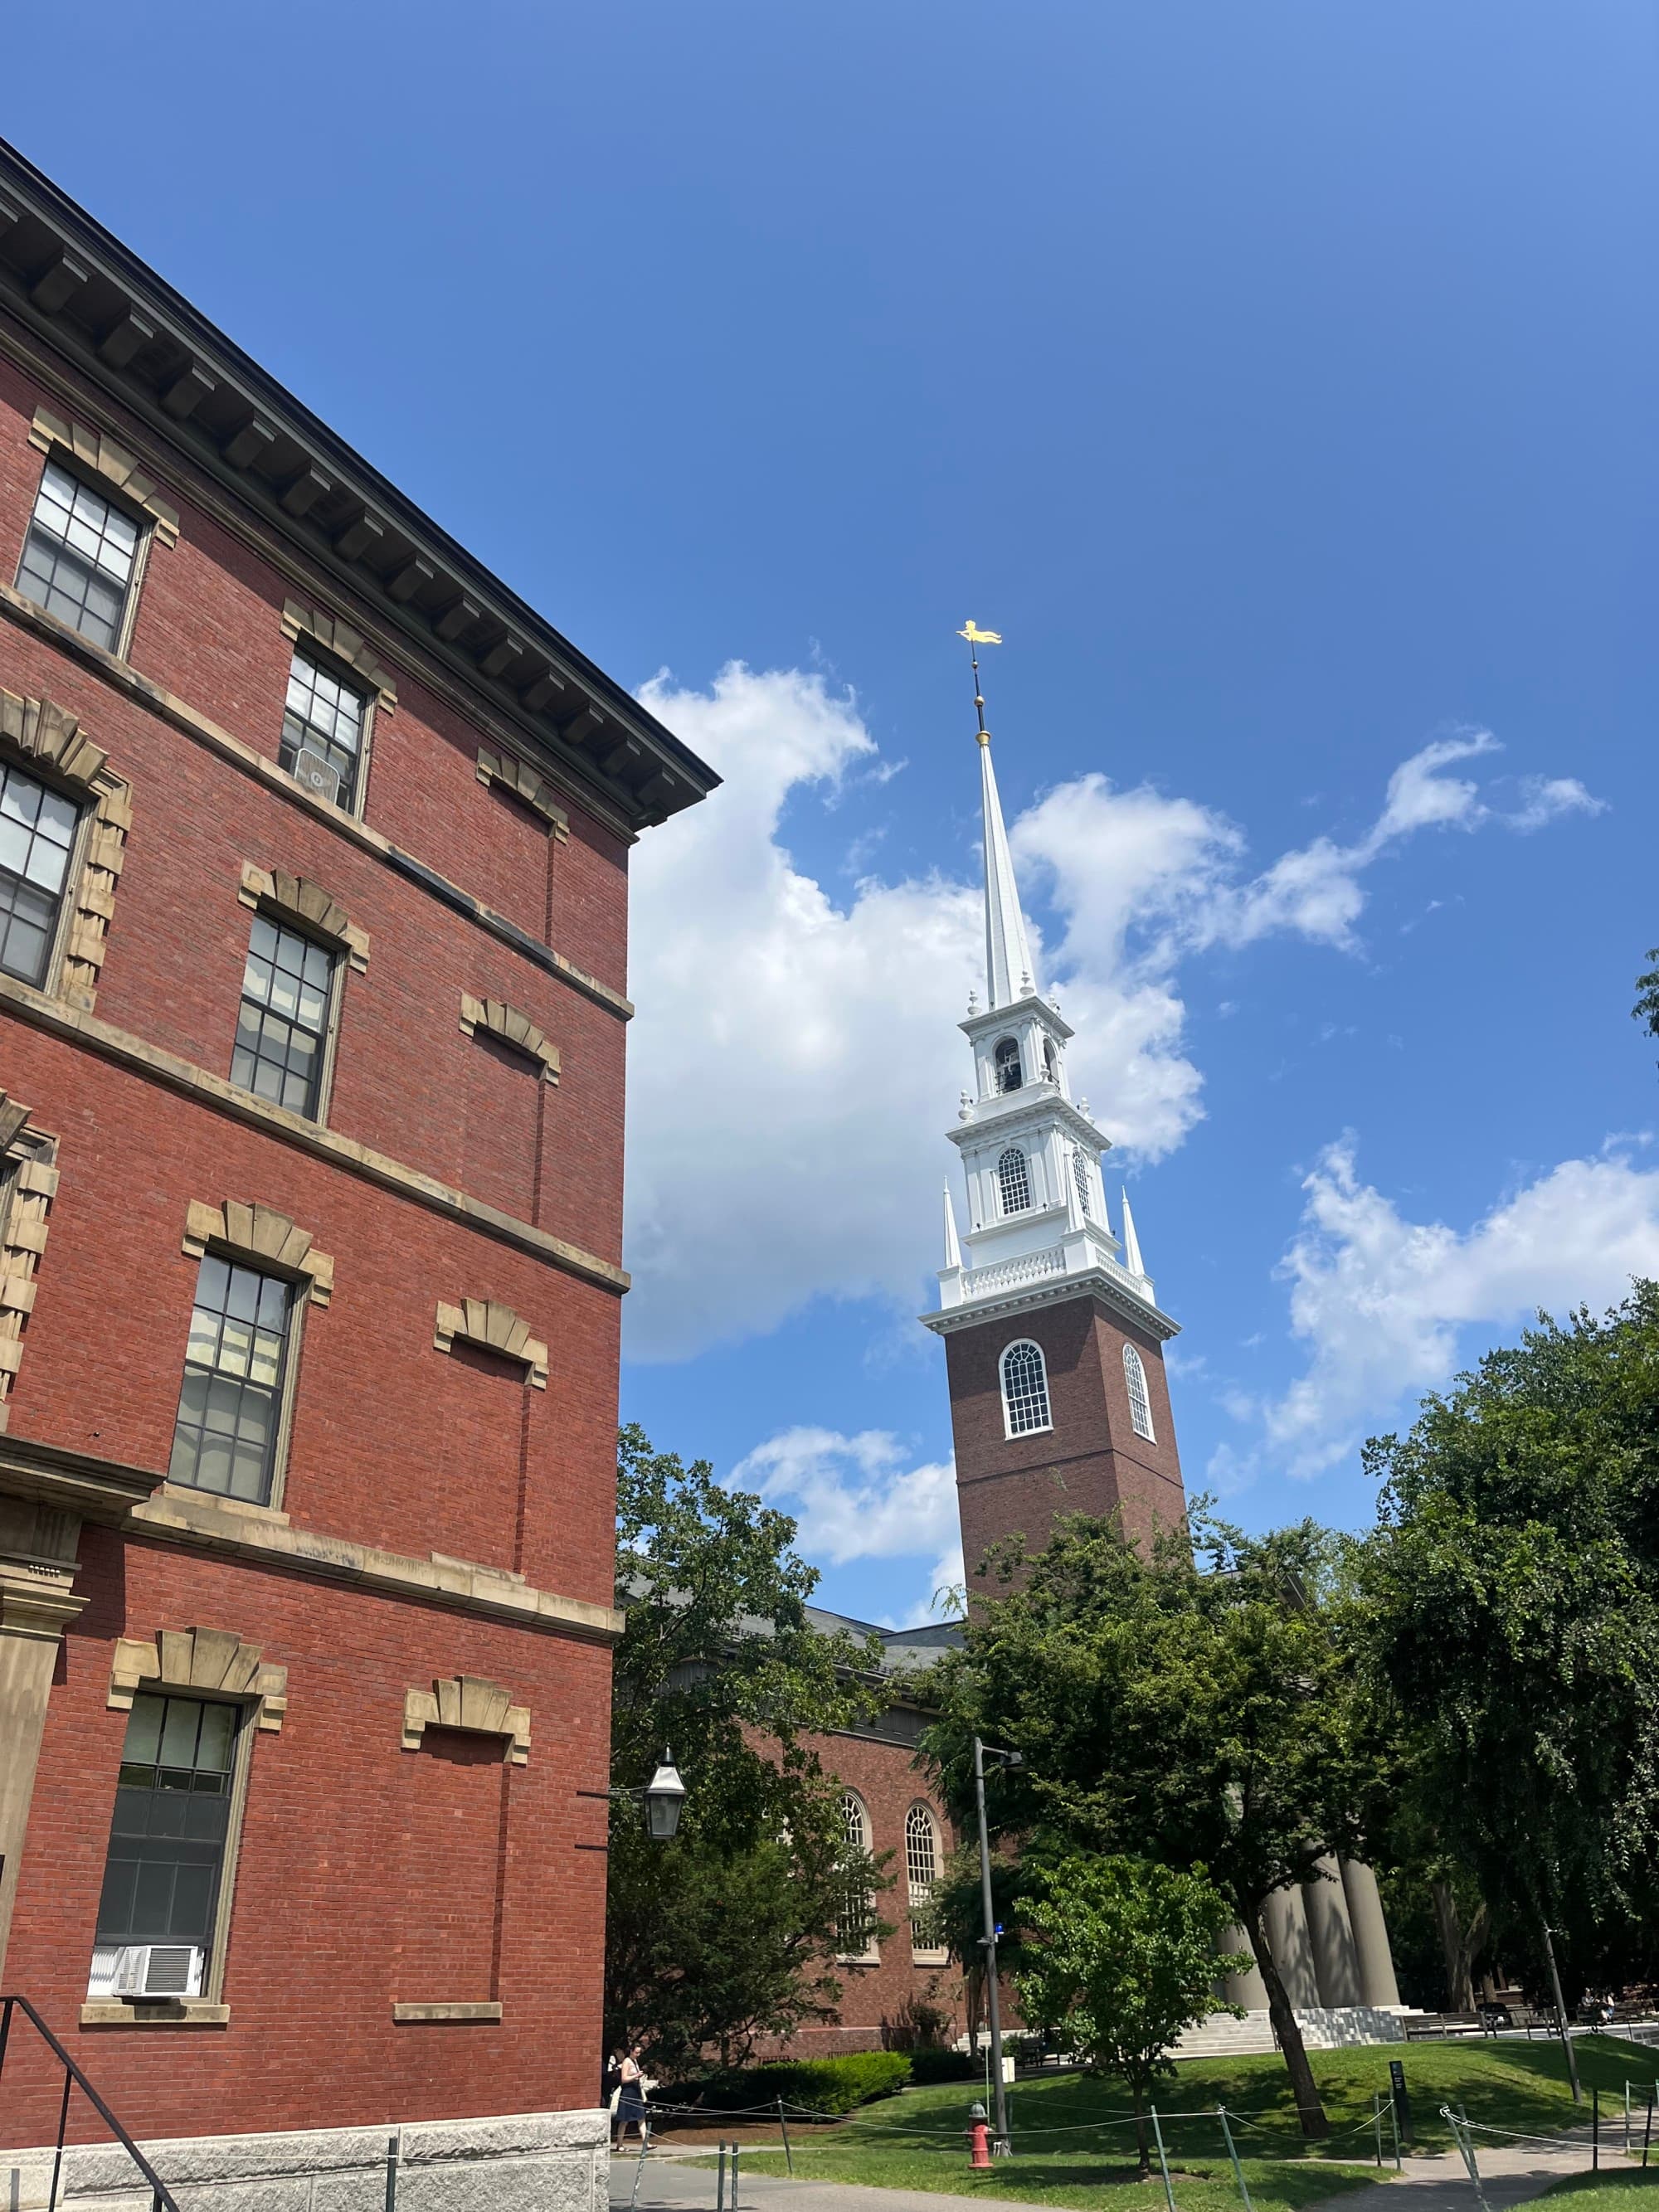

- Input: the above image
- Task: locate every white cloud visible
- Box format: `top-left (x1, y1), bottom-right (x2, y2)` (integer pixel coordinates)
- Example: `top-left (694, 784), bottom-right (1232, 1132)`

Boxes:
top-left (1505, 775), bottom-right (1607, 834)
top-left (625, 666), bottom-right (1604, 1360)
top-left (1239, 1136), bottom-right (1659, 1479)
top-left (731, 1425), bottom-right (964, 1626)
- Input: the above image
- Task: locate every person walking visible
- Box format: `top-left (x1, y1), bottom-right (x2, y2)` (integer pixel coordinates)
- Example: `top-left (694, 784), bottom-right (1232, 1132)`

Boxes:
top-left (613, 2045), bottom-right (649, 2151)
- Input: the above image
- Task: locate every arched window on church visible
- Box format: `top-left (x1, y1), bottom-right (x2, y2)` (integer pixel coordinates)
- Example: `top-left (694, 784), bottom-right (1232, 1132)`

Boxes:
top-left (1000, 1339), bottom-right (1052, 1437)
top-left (906, 1803), bottom-right (947, 1962)
top-left (836, 1791), bottom-right (877, 1960)
top-left (994, 1037), bottom-right (1023, 1093)
top-left (1044, 1037), bottom-right (1058, 1083)
top-left (997, 1146), bottom-right (1031, 1215)
top-left (1123, 1342), bottom-right (1155, 1441)
top-left (1072, 1150), bottom-right (1092, 1217)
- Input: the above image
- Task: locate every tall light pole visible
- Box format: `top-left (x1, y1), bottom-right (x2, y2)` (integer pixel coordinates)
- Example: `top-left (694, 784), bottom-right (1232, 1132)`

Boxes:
top-left (973, 1736), bottom-right (1021, 2155)
top-left (1540, 1922), bottom-right (1581, 2104)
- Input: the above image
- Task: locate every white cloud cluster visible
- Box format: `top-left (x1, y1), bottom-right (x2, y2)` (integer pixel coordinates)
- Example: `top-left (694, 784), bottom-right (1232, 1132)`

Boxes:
top-left (625, 665), bottom-right (1603, 1363)
top-left (1227, 1138), bottom-right (1659, 1481)
top-left (731, 1425), bottom-right (964, 1626)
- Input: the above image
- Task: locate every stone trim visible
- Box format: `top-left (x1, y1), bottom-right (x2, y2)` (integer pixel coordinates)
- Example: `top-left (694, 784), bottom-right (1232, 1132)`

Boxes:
top-left (0, 688), bottom-right (134, 1010)
top-left (475, 746), bottom-right (569, 838)
top-left (0, 585), bottom-right (635, 1018)
top-left (29, 403), bottom-right (180, 547)
top-left (109, 1625), bottom-right (289, 1733)
top-left (129, 1483), bottom-right (625, 1642)
top-left (182, 1199), bottom-right (335, 1306)
top-left (392, 2001), bottom-right (503, 2023)
top-left (239, 861), bottom-right (369, 971)
top-left (434, 1297), bottom-right (547, 1388)
top-left (0, 968), bottom-right (626, 1292)
top-left (280, 598), bottom-right (397, 705)
top-left (0, 1094), bottom-right (57, 1430)
top-left (81, 1999), bottom-right (230, 2027)
top-left (402, 1675), bottom-right (529, 1763)
top-left (459, 994), bottom-right (560, 1083)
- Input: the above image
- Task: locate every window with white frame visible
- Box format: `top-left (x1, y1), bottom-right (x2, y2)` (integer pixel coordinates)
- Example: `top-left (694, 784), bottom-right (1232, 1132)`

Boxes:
top-left (0, 761), bottom-right (78, 987)
top-left (17, 459), bottom-right (143, 652)
top-left (905, 1803), bottom-right (946, 1961)
top-left (280, 647), bottom-right (368, 810)
top-left (997, 1145), bottom-right (1031, 1215)
top-left (1072, 1149), bottom-right (1092, 1218)
top-left (993, 1037), bottom-right (1022, 1093)
top-left (169, 1257), bottom-right (295, 1504)
top-left (1000, 1339), bottom-right (1052, 1437)
top-left (231, 916), bottom-right (336, 1118)
top-left (1123, 1342), bottom-right (1155, 1441)
top-left (837, 1791), bottom-right (877, 1959)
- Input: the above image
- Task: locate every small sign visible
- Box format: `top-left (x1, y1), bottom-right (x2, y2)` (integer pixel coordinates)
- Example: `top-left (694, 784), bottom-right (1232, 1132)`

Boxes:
top-left (1389, 2059), bottom-right (1412, 2142)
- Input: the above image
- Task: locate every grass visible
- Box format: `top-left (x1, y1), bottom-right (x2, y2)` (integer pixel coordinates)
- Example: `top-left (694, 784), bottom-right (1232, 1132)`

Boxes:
top-left (679, 2036), bottom-right (1659, 2212)
top-left (1540, 2176), bottom-right (1659, 2210)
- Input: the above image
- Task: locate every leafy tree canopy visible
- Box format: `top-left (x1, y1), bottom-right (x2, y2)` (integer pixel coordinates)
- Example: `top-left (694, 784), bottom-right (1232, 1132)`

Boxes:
top-left (606, 1425), bottom-right (890, 2071)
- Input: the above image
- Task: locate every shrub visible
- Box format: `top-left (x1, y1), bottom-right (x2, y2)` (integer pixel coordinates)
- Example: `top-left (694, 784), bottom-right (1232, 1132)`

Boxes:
top-left (906, 2048), bottom-right (976, 2083)
top-left (674, 2052), bottom-right (912, 2116)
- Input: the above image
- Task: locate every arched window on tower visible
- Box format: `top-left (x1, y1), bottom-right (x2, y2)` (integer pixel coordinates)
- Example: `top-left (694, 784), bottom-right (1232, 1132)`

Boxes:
top-left (906, 1803), bottom-right (947, 1962)
top-left (1072, 1150), bottom-right (1092, 1217)
top-left (997, 1146), bottom-right (1031, 1215)
top-left (1000, 1339), bottom-right (1052, 1437)
top-left (1123, 1343), bottom-right (1155, 1441)
top-left (994, 1037), bottom-right (1023, 1093)
top-left (1044, 1037), bottom-right (1058, 1083)
top-left (836, 1791), bottom-right (877, 1960)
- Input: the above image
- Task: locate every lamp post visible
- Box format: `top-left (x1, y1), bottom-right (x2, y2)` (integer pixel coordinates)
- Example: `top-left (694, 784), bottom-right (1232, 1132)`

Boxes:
top-left (612, 1749), bottom-right (687, 1840)
top-left (1540, 1923), bottom-right (1581, 2104)
top-left (973, 1736), bottom-right (1022, 2156)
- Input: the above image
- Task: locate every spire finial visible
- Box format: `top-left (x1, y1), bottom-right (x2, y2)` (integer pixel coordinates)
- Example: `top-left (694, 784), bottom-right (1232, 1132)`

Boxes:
top-left (957, 619), bottom-right (1002, 748)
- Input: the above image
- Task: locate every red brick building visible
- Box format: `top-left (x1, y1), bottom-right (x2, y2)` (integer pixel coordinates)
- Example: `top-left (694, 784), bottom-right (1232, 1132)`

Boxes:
top-left (0, 140), bottom-right (714, 2198)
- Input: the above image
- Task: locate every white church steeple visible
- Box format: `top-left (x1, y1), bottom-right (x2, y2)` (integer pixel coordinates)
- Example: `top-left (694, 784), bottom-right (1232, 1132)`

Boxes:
top-left (979, 732), bottom-right (1036, 1010)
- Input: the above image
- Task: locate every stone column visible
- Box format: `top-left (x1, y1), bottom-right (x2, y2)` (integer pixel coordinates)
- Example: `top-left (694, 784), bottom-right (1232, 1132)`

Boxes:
top-left (1340, 1859), bottom-right (1402, 2008)
top-left (1302, 1854), bottom-right (1361, 2006)
top-left (0, 1500), bottom-right (86, 1985)
top-left (1262, 1883), bottom-right (1321, 2007)
top-left (1219, 1922), bottom-right (1268, 2008)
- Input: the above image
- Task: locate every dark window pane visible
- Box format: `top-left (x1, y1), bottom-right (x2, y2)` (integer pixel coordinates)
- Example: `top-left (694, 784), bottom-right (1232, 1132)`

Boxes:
top-left (16, 462), bottom-right (139, 650)
top-left (230, 913), bottom-right (333, 1119)
top-left (169, 1259), bottom-right (290, 1504)
top-left (0, 761), bottom-right (77, 987)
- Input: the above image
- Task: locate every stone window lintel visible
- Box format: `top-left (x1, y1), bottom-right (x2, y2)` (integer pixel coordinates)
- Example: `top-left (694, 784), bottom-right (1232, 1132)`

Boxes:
top-left (30, 405), bottom-right (180, 547)
top-left (475, 747), bottom-right (569, 839)
top-left (433, 1296), bottom-right (547, 1388)
top-left (280, 599), bottom-right (396, 707)
top-left (401, 1674), bottom-right (529, 1764)
top-left (238, 862), bottom-right (369, 971)
top-left (109, 1625), bottom-right (289, 1733)
top-left (458, 994), bottom-right (560, 1083)
top-left (182, 1198), bottom-right (334, 1307)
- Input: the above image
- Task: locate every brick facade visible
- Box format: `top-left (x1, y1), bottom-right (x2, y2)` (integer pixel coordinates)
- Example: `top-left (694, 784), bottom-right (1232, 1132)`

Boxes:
top-left (945, 1292), bottom-right (1187, 1577)
top-left (0, 148), bottom-right (713, 2166)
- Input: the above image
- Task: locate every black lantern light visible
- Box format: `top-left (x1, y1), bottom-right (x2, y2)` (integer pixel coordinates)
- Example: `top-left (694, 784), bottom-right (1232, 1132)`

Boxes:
top-left (641, 1749), bottom-right (687, 1840)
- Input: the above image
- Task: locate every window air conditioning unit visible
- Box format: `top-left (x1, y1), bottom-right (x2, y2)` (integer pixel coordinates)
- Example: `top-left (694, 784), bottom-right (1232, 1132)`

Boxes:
top-left (88, 1943), bottom-right (205, 1998)
top-left (292, 747), bottom-right (341, 805)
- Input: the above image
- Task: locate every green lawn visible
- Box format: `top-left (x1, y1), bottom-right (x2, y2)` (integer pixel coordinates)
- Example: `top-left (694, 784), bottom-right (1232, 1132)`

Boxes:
top-left (691, 2036), bottom-right (1659, 2212)
top-left (1540, 2177), bottom-right (1659, 2212)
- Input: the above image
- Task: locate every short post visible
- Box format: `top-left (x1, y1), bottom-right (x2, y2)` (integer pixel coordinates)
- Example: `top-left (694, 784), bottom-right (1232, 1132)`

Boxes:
top-left (1373, 2093), bottom-right (1383, 2168)
top-left (1627, 2081), bottom-right (1633, 2159)
top-left (383, 2128), bottom-right (400, 2212)
top-left (716, 2141), bottom-right (727, 2212)
top-left (1389, 2086), bottom-right (1401, 2172)
top-left (1593, 2088), bottom-right (1600, 2172)
top-left (1391, 2058), bottom-right (1413, 2151)
top-left (1216, 2105), bottom-right (1253, 2212)
top-left (1149, 2104), bottom-right (1177, 2212)
top-left (1644, 2088), bottom-right (1655, 2168)
top-left (630, 2129), bottom-right (650, 2212)
top-left (732, 2139), bottom-right (742, 2210)
top-left (778, 2098), bottom-right (793, 2176)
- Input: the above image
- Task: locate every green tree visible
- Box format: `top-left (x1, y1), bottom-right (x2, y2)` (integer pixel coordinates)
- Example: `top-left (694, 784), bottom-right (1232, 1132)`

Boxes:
top-left (926, 1512), bottom-right (1369, 2136)
top-left (606, 1424), bottom-right (892, 2071)
top-left (1015, 1855), bottom-right (1248, 2175)
top-left (1355, 1286), bottom-right (1659, 1991)
top-left (1633, 949), bottom-right (1659, 1060)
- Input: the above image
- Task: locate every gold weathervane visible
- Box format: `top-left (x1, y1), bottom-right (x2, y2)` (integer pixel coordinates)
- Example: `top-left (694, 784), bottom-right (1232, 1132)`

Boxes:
top-left (957, 620), bottom-right (1003, 746)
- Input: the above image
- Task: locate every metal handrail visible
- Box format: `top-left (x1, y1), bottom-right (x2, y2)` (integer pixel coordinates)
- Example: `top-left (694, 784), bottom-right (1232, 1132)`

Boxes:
top-left (0, 1993), bottom-right (182, 2212)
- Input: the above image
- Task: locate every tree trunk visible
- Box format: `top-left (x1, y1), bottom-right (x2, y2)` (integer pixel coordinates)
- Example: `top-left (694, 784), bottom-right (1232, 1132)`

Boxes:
top-left (1431, 1879), bottom-right (1490, 2012)
top-left (1248, 1900), bottom-right (1330, 2138)
top-left (1131, 2083), bottom-right (1151, 2180)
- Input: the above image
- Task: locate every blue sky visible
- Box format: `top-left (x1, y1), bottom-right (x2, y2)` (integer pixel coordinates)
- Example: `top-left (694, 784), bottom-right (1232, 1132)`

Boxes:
top-left (12, 2), bottom-right (1656, 1626)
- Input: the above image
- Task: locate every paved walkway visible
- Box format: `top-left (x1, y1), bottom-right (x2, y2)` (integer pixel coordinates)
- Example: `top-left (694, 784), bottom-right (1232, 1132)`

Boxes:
top-left (609, 2134), bottom-right (1618, 2212)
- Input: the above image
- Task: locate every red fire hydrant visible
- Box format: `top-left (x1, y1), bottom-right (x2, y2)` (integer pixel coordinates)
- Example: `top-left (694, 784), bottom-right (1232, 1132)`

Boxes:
top-left (966, 2103), bottom-right (993, 2169)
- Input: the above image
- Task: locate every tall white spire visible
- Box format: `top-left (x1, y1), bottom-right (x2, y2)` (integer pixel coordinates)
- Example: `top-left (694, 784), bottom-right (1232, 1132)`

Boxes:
top-left (1121, 1187), bottom-right (1146, 1278)
top-left (941, 1186), bottom-right (962, 1270)
top-left (979, 733), bottom-right (1036, 1009)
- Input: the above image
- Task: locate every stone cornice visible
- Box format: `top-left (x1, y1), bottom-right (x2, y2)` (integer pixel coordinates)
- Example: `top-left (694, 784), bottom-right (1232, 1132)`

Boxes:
top-left (0, 970), bottom-right (629, 1296)
top-left (0, 1431), bottom-right (167, 1523)
top-left (0, 582), bottom-right (633, 1021)
top-left (948, 1088), bottom-right (1107, 1153)
top-left (919, 1266), bottom-right (1180, 1344)
top-left (130, 1485), bottom-right (625, 1645)
top-left (0, 142), bottom-right (719, 834)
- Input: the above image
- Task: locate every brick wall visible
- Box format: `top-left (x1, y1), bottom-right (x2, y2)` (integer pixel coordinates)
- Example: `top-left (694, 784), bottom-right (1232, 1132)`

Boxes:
top-left (945, 1294), bottom-right (1187, 1576)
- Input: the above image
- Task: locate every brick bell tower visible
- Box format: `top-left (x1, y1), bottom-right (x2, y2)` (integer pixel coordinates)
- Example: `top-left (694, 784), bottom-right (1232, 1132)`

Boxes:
top-left (922, 644), bottom-right (1187, 1578)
